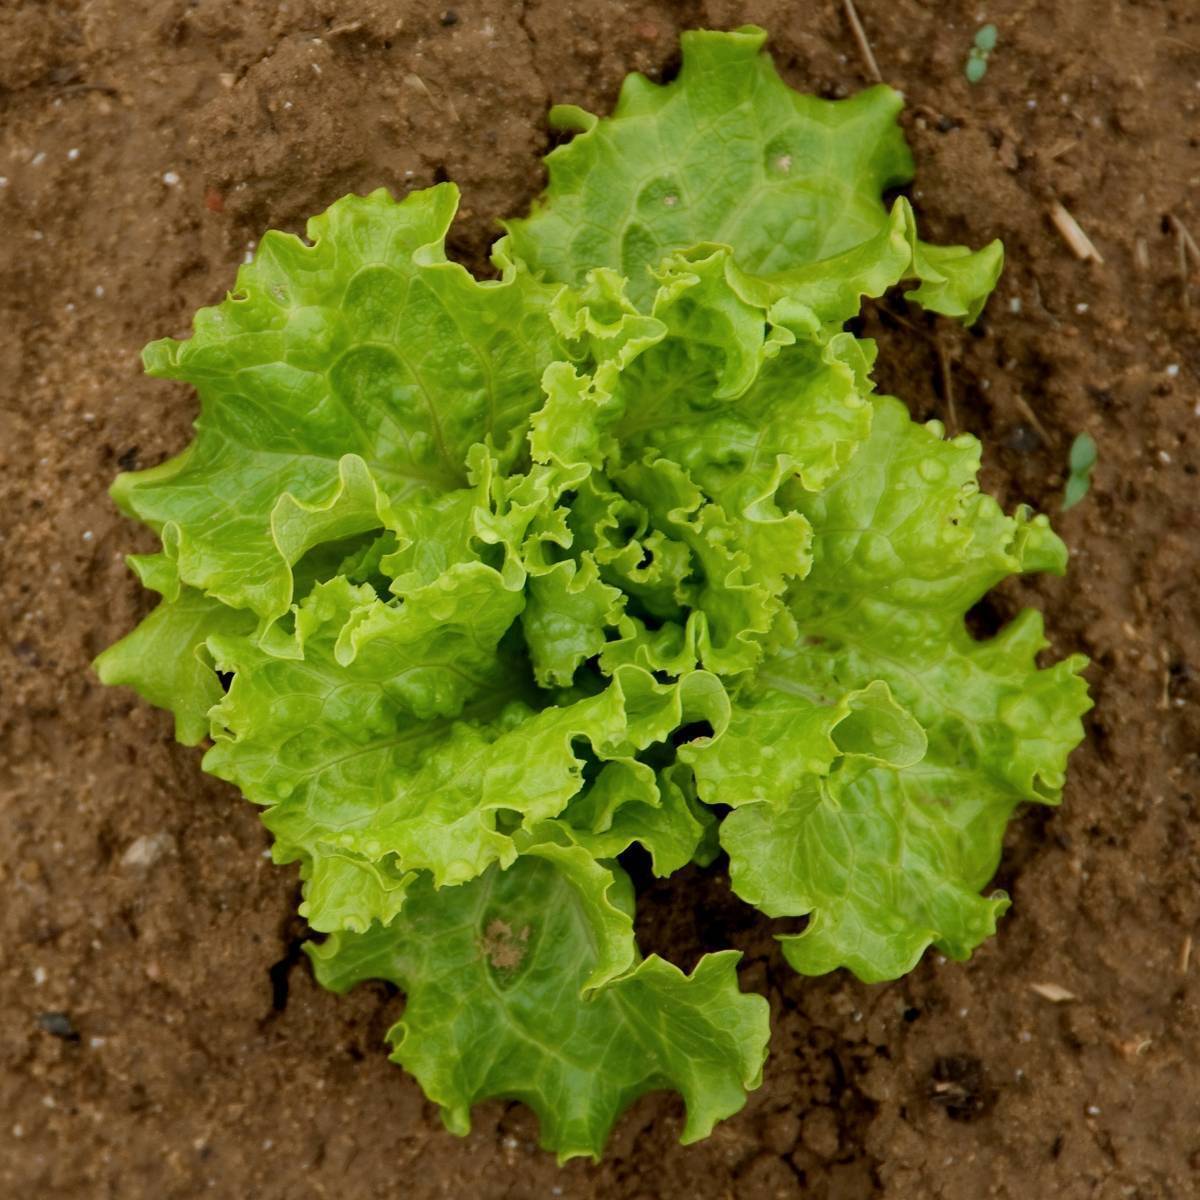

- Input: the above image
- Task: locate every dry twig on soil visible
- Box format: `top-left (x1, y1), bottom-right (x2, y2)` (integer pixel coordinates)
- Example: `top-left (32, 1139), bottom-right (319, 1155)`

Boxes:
top-left (842, 0), bottom-right (883, 82)
top-left (1008, 391), bottom-right (1052, 446)
top-left (935, 338), bottom-right (958, 435)
top-left (1167, 214), bottom-right (1200, 307)
top-left (1169, 214), bottom-right (1200, 267)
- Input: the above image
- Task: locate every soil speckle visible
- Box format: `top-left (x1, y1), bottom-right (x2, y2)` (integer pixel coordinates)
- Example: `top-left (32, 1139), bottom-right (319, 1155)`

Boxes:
top-left (929, 1055), bottom-right (995, 1123)
top-left (34, 1012), bottom-right (79, 1042)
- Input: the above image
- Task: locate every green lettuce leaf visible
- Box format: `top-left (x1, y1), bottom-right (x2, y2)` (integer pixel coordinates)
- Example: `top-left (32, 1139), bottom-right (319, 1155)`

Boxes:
top-left (553, 760), bottom-right (716, 877)
top-left (780, 395), bottom-right (1091, 808)
top-left (502, 25), bottom-right (1001, 317)
top-left (94, 579), bottom-right (254, 745)
top-left (686, 399), bottom-right (1091, 980)
top-left (114, 184), bottom-right (566, 621)
top-left (308, 855), bottom-right (769, 1162)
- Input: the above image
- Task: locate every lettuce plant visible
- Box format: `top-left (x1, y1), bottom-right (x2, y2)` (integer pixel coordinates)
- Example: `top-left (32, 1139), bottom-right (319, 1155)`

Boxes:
top-left (97, 27), bottom-right (1091, 1160)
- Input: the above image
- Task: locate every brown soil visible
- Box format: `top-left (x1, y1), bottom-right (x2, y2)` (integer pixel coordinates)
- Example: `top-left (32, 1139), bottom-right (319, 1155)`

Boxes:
top-left (2, 2), bottom-right (1198, 1197)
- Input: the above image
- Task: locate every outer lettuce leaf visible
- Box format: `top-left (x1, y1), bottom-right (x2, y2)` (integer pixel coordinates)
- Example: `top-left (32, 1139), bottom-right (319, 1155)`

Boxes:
top-left (502, 26), bottom-right (1001, 317)
top-left (688, 678), bottom-right (1011, 982)
top-left (781, 395), bottom-right (1091, 807)
top-left (686, 399), bottom-right (1091, 980)
top-left (308, 855), bottom-right (769, 1162)
top-left (114, 185), bottom-right (566, 621)
top-left (94, 581), bottom-right (254, 745)
top-left (718, 762), bottom-right (1012, 982)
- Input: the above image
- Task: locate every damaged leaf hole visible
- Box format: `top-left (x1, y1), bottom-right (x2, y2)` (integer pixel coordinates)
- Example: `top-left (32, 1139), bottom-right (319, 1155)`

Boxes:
top-left (479, 919), bottom-right (532, 972)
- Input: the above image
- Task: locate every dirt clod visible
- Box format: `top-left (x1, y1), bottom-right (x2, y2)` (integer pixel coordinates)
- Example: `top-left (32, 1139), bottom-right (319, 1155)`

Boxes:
top-left (800, 1107), bottom-right (840, 1159)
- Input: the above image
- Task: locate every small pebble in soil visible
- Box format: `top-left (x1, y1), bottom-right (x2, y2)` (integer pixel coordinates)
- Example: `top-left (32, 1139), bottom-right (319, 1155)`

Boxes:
top-left (440, 9), bottom-right (458, 25)
top-left (162, 170), bottom-right (180, 186)
top-left (120, 831), bottom-right (176, 871)
top-left (36, 1011), bottom-right (79, 1041)
top-left (32, 966), bottom-right (47, 986)
top-left (67, 148), bottom-right (79, 161)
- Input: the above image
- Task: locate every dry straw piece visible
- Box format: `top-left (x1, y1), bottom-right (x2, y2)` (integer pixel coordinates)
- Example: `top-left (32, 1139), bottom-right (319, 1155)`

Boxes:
top-left (1029, 982), bottom-right (1078, 1003)
top-left (1050, 201), bottom-right (1104, 263)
